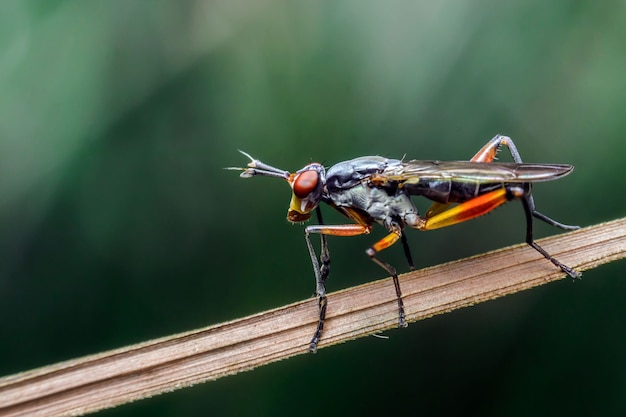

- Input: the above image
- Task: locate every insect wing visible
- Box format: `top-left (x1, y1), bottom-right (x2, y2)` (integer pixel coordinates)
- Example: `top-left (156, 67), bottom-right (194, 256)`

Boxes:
top-left (382, 160), bottom-right (574, 183)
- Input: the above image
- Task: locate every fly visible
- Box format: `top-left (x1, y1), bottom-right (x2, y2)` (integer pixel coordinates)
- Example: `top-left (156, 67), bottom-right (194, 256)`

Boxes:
top-left (229, 135), bottom-right (581, 353)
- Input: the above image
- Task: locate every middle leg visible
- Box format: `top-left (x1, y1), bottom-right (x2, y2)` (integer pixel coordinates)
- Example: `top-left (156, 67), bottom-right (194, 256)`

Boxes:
top-left (365, 227), bottom-right (407, 329)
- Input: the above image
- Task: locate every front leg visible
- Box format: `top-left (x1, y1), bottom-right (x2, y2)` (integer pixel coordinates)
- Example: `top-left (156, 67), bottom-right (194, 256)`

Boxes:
top-left (305, 222), bottom-right (372, 353)
top-left (306, 217), bottom-right (412, 352)
top-left (304, 229), bottom-right (327, 353)
top-left (316, 207), bottom-right (331, 294)
top-left (305, 208), bottom-right (331, 353)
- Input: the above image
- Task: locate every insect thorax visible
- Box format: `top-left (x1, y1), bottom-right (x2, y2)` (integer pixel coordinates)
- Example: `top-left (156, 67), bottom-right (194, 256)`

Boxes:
top-left (327, 181), bottom-right (419, 227)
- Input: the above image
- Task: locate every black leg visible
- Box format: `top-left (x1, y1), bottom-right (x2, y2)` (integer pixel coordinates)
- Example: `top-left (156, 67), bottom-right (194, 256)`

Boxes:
top-left (365, 247), bottom-right (407, 328)
top-left (490, 136), bottom-right (581, 270)
top-left (518, 190), bottom-right (581, 279)
top-left (401, 233), bottom-right (415, 270)
top-left (316, 207), bottom-right (331, 285)
top-left (306, 207), bottom-right (331, 353)
top-left (531, 204), bottom-right (580, 231)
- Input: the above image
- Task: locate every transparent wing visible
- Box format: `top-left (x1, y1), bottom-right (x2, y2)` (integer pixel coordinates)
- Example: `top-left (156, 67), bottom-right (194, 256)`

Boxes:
top-left (382, 160), bottom-right (574, 183)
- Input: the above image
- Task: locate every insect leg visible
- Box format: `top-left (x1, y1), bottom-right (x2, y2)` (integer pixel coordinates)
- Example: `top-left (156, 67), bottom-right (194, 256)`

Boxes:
top-left (366, 229), bottom-right (407, 329)
top-left (470, 134), bottom-right (516, 162)
top-left (531, 209), bottom-right (579, 231)
top-left (304, 222), bottom-right (371, 353)
top-left (304, 230), bottom-right (326, 353)
top-left (474, 135), bottom-right (580, 230)
top-left (306, 207), bottom-right (331, 353)
top-left (418, 189), bottom-right (511, 230)
top-left (401, 233), bottom-right (415, 270)
top-left (426, 134), bottom-right (512, 217)
top-left (316, 207), bottom-right (331, 290)
top-left (520, 192), bottom-right (581, 279)
top-left (416, 186), bottom-right (581, 277)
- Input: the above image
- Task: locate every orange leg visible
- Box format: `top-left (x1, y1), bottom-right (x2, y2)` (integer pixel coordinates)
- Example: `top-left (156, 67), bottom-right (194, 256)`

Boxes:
top-left (417, 183), bottom-right (582, 279)
top-left (305, 223), bottom-right (371, 236)
top-left (470, 134), bottom-right (521, 163)
top-left (421, 188), bottom-right (522, 231)
top-left (371, 230), bottom-right (401, 252)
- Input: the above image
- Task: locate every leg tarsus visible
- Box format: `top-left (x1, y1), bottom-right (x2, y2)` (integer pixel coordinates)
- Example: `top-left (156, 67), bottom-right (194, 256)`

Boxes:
top-left (527, 240), bottom-right (581, 279)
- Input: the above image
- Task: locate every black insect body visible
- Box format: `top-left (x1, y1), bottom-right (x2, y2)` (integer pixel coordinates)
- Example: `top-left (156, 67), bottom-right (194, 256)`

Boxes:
top-left (230, 135), bottom-right (580, 352)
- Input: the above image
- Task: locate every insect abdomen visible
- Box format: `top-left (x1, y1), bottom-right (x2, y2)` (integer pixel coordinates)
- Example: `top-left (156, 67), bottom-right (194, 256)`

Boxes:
top-left (403, 178), bottom-right (452, 203)
top-left (404, 178), bottom-right (516, 204)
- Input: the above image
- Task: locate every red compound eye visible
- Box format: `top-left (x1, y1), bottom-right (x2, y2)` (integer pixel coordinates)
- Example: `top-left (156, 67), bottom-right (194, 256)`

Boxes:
top-left (293, 170), bottom-right (319, 198)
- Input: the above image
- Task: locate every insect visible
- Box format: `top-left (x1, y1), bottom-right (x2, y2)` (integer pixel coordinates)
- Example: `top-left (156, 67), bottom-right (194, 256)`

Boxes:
top-left (229, 135), bottom-right (580, 353)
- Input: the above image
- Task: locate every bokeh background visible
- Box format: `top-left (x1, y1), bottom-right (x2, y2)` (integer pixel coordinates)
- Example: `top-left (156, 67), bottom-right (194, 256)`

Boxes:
top-left (1, 1), bottom-right (625, 416)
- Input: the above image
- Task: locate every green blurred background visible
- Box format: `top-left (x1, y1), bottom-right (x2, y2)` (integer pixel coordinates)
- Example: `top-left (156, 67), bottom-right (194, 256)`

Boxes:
top-left (1, 1), bottom-right (625, 416)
